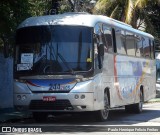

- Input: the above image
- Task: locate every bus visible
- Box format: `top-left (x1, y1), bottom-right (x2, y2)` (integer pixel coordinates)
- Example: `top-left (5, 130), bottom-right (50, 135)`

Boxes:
top-left (13, 12), bottom-right (156, 122)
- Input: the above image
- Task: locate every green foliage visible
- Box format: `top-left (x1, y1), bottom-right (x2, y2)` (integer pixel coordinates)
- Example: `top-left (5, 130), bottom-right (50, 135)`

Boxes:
top-left (144, 0), bottom-right (160, 38)
top-left (0, 0), bottom-right (31, 53)
top-left (59, 0), bottom-right (73, 13)
top-left (93, 0), bottom-right (160, 38)
top-left (0, 0), bottom-right (52, 54)
top-left (28, 0), bottom-right (49, 16)
top-left (94, 0), bottom-right (149, 28)
top-left (1, 0), bottom-right (159, 55)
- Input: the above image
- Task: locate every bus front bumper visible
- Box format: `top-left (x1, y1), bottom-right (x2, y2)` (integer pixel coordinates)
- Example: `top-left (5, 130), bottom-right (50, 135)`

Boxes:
top-left (14, 92), bottom-right (95, 112)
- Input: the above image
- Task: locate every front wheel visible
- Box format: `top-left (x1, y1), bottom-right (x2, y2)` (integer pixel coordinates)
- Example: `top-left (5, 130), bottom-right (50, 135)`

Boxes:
top-left (95, 92), bottom-right (109, 121)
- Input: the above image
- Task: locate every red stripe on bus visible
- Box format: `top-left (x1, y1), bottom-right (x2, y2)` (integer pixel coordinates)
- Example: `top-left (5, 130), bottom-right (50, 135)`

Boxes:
top-left (114, 55), bottom-right (123, 100)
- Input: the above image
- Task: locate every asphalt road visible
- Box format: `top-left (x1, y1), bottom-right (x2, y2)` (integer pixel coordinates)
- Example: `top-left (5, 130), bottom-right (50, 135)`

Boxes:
top-left (1, 103), bottom-right (160, 135)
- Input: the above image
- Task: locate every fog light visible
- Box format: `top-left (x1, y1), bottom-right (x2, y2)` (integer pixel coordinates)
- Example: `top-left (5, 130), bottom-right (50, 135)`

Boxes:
top-left (17, 95), bottom-right (21, 100)
top-left (22, 95), bottom-right (26, 100)
top-left (81, 94), bottom-right (85, 99)
top-left (75, 94), bottom-right (79, 99)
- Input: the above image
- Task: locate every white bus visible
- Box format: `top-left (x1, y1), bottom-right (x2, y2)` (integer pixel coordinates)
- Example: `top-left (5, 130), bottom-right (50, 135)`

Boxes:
top-left (14, 12), bottom-right (156, 122)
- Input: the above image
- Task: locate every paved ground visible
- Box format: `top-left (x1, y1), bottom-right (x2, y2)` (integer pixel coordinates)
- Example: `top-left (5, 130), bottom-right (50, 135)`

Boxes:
top-left (0, 98), bottom-right (160, 135)
top-left (0, 98), bottom-right (159, 123)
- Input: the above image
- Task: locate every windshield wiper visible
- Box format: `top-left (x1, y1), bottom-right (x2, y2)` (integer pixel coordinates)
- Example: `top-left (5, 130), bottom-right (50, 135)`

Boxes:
top-left (57, 52), bottom-right (75, 75)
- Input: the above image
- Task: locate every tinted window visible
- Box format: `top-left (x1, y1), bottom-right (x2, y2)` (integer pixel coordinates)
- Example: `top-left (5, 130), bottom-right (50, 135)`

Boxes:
top-left (15, 25), bottom-right (93, 75)
top-left (102, 25), bottom-right (113, 53)
top-left (150, 39), bottom-right (154, 59)
top-left (126, 31), bottom-right (135, 56)
top-left (94, 23), bottom-right (104, 69)
top-left (94, 23), bottom-right (103, 46)
top-left (143, 37), bottom-right (150, 58)
top-left (115, 29), bottom-right (126, 54)
top-left (135, 35), bottom-right (143, 57)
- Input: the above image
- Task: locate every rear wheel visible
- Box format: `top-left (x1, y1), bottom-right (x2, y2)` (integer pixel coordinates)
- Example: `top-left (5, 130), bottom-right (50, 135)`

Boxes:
top-left (95, 92), bottom-right (109, 121)
top-left (133, 90), bottom-right (143, 113)
top-left (125, 90), bottom-right (143, 113)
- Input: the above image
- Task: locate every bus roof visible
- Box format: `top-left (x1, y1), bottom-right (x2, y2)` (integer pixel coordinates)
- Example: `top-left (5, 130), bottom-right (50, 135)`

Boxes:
top-left (18, 12), bottom-right (154, 39)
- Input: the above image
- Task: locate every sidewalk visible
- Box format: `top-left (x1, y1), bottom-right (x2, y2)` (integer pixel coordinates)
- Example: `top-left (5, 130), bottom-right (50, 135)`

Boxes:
top-left (147, 98), bottom-right (160, 103)
top-left (0, 98), bottom-right (160, 123)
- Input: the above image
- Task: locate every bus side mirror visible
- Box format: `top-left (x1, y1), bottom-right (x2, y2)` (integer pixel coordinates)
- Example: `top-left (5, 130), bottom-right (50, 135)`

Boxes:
top-left (98, 44), bottom-right (104, 69)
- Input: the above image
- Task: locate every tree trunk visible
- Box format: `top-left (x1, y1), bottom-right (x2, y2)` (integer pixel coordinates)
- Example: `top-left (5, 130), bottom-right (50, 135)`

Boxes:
top-left (131, 9), bottom-right (137, 29)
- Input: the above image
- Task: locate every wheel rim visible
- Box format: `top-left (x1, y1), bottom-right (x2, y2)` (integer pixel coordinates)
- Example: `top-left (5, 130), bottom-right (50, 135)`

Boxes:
top-left (139, 91), bottom-right (143, 112)
top-left (101, 93), bottom-right (109, 119)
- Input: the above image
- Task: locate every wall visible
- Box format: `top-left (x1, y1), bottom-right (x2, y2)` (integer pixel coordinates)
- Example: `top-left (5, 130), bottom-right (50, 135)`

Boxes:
top-left (0, 53), bottom-right (13, 108)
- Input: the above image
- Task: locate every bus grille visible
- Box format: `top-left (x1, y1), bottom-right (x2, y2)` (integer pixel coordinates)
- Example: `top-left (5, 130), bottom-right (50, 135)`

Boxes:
top-left (29, 100), bottom-right (73, 110)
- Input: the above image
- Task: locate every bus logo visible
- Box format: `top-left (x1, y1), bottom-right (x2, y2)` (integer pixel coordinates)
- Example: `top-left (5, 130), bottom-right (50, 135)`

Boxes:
top-left (2, 127), bottom-right (11, 133)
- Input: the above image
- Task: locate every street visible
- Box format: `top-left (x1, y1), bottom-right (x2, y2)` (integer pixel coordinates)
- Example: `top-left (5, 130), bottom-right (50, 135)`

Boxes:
top-left (1, 102), bottom-right (160, 134)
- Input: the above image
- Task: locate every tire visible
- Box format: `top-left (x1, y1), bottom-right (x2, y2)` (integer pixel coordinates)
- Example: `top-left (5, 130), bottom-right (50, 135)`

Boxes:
top-left (133, 90), bottom-right (143, 113)
top-left (125, 90), bottom-right (143, 113)
top-left (95, 92), bottom-right (109, 121)
top-left (32, 112), bottom-right (48, 122)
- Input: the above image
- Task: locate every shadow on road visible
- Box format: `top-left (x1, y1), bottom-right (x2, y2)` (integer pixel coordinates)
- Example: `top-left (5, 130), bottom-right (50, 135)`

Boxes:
top-left (1, 105), bottom-right (160, 133)
top-left (48, 108), bottom-right (160, 133)
top-left (4, 106), bottom-right (160, 125)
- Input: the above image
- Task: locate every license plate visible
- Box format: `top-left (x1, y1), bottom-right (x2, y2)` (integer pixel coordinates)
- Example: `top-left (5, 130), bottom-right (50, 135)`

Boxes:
top-left (43, 96), bottom-right (56, 102)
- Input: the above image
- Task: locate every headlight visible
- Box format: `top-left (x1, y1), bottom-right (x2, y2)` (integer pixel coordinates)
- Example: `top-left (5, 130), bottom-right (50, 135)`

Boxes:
top-left (22, 95), bottom-right (27, 100)
top-left (15, 79), bottom-right (26, 83)
top-left (17, 95), bottom-right (21, 100)
top-left (75, 94), bottom-right (79, 99)
top-left (81, 94), bottom-right (85, 99)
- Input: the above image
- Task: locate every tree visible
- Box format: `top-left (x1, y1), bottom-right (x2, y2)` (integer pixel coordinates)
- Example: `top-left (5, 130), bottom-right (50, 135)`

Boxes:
top-left (67, 0), bottom-right (96, 13)
top-left (0, 0), bottom-right (53, 55)
top-left (0, 0), bottom-right (31, 56)
top-left (28, 0), bottom-right (48, 16)
top-left (144, 0), bottom-right (160, 37)
top-left (93, 0), bottom-right (157, 30)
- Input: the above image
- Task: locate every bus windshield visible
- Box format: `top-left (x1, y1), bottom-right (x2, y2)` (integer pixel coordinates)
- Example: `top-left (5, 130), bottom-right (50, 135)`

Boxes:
top-left (15, 25), bottom-right (93, 76)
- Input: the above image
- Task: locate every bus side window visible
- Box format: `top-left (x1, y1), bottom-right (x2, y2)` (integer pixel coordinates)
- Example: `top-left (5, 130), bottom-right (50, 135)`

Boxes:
top-left (135, 35), bottom-right (143, 57)
top-left (102, 24), bottom-right (113, 53)
top-left (149, 39), bottom-right (154, 59)
top-left (94, 23), bottom-right (104, 69)
top-left (115, 29), bottom-right (126, 55)
top-left (126, 31), bottom-right (135, 56)
top-left (143, 37), bottom-right (150, 58)
top-left (94, 23), bottom-right (104, 47)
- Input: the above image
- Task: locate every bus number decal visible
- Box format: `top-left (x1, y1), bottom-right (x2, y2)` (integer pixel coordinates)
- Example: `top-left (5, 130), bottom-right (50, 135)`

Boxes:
top-left (49, 84), bottom-right (70, 91)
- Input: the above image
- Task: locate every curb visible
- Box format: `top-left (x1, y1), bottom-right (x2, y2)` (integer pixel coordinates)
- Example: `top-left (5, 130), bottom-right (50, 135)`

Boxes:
top-left (147, 98), bottom-right (160, 103)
